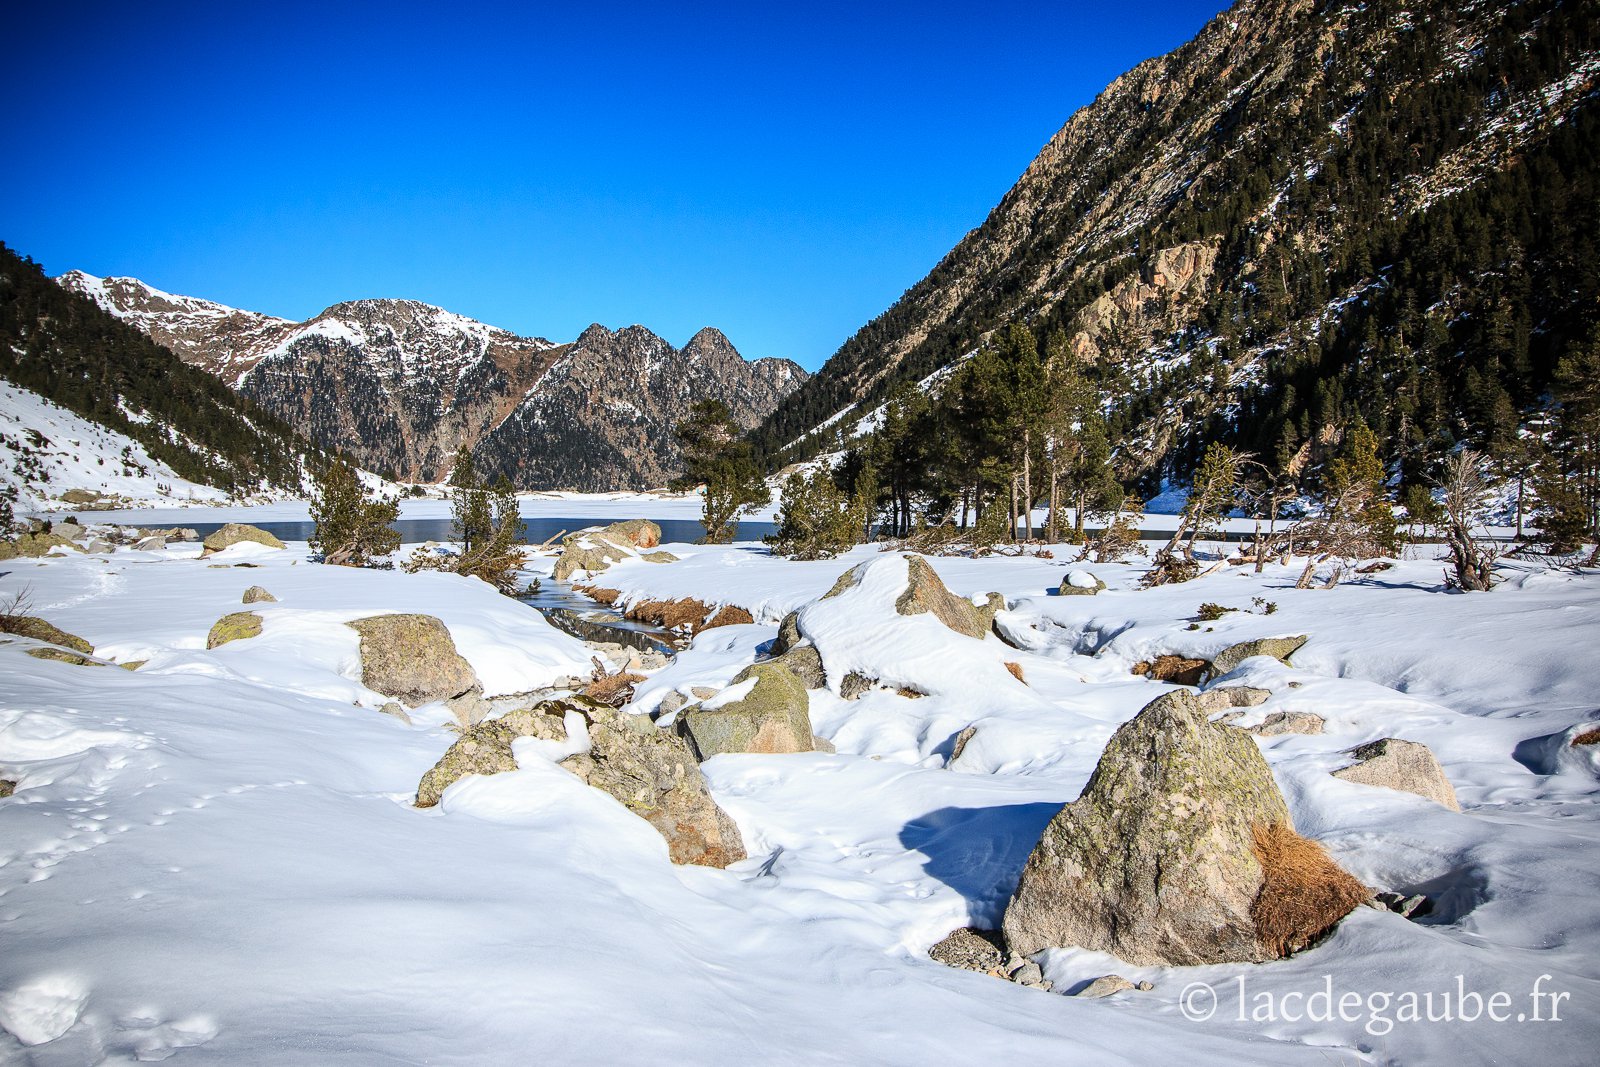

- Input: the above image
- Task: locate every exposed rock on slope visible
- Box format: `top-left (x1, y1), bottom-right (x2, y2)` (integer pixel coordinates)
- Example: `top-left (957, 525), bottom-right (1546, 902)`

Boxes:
top-left (58, 273), bottom-right (807, 489)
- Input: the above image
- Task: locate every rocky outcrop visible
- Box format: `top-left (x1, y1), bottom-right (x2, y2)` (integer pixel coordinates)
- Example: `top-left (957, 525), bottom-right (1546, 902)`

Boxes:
top-left (1332, 738), bottom-right (1461, 811)
top-left (677, 662), bottom-right (814, 759)
top-left (200, 523), bottom-right (285, 556)
top-left (0, 532), bottom-right (83, 559)
top-left (347, 614), bottom-right (477, 707)
top-left (1003, 689), bottom-right (1364, 965)
top-left (207, 612), bottom-right (263, 649)
top-left (824, 554), bottom-right (999, 641)
top-left (418, 698), bottom-right (746, 867)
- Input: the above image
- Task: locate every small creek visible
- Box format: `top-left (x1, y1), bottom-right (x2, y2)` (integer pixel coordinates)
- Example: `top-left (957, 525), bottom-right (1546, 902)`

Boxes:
top-left (519, 579), bottom-right (684, 656)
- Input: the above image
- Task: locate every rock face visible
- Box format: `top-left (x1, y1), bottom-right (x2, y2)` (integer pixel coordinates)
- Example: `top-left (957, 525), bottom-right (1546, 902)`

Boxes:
top-left (1332, 738), bottom-right (1461, 811)
top-left (417, 698), bottom-right (746, 868)
top-left (1211, 635), bottom-right (1308, 676)
top-left (201, 523), bottom-right (286, 556)
top-left (751, 0), bottom-right (1600, 482)
top-left (1003, 689), bottom-right (1362, 965)
top-left (347, 614), bottom-right (478, 708)
top-left (207, 612), bottom-right (263, 649)
top-left (677, 662), bottom-right (814, 759)
top-left (61, 273), bottom-right (808, 489)
top-left (1, 617), bottom-right (93, 655)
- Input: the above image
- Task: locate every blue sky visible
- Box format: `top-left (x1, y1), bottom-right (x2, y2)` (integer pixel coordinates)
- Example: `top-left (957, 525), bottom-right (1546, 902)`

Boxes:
top-left (3, 1), bottom-right (1227, 370)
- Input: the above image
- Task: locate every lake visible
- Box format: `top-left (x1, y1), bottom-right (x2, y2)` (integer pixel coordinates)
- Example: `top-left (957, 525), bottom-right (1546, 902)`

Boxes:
top-left (174, 516), bottom-right (780, 546)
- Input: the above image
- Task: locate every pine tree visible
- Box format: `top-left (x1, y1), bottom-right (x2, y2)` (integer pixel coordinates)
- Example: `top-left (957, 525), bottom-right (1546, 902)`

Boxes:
top-left (1532, 328), bottom-right (1600, 557)
top-left (308, 459), bottom-right (400, 566)
top-left (767, 467), bottom-right (864, 560)
top-left (673, 401), bottom-right (768, 544)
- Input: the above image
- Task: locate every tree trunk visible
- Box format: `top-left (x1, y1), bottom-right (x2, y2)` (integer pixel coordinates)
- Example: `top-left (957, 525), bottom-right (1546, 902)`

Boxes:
top-left (1022, 430), bottom-right (1034, 541)
top-left (1047, 460), bottom-right (1060, 543)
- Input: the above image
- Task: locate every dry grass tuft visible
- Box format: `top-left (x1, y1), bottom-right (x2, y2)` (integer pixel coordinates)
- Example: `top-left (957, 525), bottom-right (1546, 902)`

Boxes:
top-left (1004, 661), bottom-right (1026, 684)
top-left (628, 598), bottom-right (715, 631)
top-left (1572, 728), bottom-right (1600, 747)
top-left (1132, 655), bottom-right (1210, 686)
top-left (1251, 822), bottom-right (1369, 958)
top-left (584, 671), bottom-right (646, 706)
top-left (703, 605), bottom-right (754, 630)
top-left (574, 586), bottom-right (621, 605)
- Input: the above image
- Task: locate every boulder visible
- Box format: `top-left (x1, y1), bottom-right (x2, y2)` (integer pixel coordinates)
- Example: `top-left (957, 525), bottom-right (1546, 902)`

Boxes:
top-left (1003, 689), bottom-right (1365, 965)
top-left (552, 520), bottom-right (664, 581)
top-left (1058, 571), bottom-right (1107, 595)
top-left (769, 643), bottom-right (826, 689)
top-left (347, 614), bottom-right (478, 708)
top-left (820, 554), bottom-right (995, 640)
top-left (207, 612), bottom-right (263, 649)
top-left (201, 523), bottom-right (286, 556)
top-left (241, 586), bottom-right (277, 604)
top-left (415, 707), bottom-right (568, 807)
top-left (1247, 710), bottom-right (1326, 736)
top-left (1211, 635), bottom-right (1308, 676)
top-left (1, 617), bottom-right (93, 656)
top-left (771, 610), bottom-right (802, 655)
top-left (0, 780), bottom-right (13, 799)
top-left (677, 661), bottom-right (814, 759)
top-left (54, 520), bottom-right (86, 541)
top-left (1196, 685), bottom-right (1272, 713)
top-left (562, 700), bottom-right (747, 868)
top-left (133, 535), bottom-right (167, 552)
top-left (1332, 738), bottom-right (1460, 810)
top-left (25, 647), bottom-right (102, 667)
top-left (928, 928), bottom-right (1005, 975)
top-left (1074, 975), bottom-right (1135, 999)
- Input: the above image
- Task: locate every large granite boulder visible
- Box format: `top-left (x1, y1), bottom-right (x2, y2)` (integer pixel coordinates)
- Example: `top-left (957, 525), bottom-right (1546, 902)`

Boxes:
top-left (1332, 738), bottom-right (1460, 810)
top-left (1003, 689), bottom-right (1364, 965)
top-left (1, 616), bottom-right (93, 656)
top-left (347, 614), bottom-right (478, 707)
top-left (1210, 635), bottom-right (1308, 676)
top-left (0, 532), bottom-right (84, 559)
top-left (677, 661), bottom-right (814, 759)
top-left (207, 612), bottom-right (263, 649)
top-left (417, 698), bottom-right (746, 868)
top-left (200, 523), bottom-right (286, 556)
top-left (552, 520), bottom-right (667, 581)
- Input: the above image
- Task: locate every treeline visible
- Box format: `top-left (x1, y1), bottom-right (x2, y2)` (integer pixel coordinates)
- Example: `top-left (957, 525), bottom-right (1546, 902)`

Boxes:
top-left (0, 242), bottom-right (321, 494)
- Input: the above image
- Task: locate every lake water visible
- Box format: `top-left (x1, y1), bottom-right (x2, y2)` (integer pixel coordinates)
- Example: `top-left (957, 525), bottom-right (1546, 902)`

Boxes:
top-left (174, 516), bottom-right (780, 546)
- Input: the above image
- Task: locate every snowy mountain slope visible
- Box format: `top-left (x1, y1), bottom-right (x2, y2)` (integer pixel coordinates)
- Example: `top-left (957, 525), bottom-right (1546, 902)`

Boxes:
top-left (0, 380), bottom-right (229, 511)
top-left (59, 273), bottom-right (809, 490)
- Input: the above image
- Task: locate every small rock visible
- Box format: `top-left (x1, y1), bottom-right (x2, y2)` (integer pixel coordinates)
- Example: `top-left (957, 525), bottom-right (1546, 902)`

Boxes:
top-left (132, 535), bottom-right (167, 551)
top-left (207, 612), bottom-right (263, 649)
top-left (948, 725), bottom-right (978, 764)
top-left (689, 686), bottom-right (718, 700)
top-left (840, 672), bottom-right (876, 700)
top-left (1332, 738), bottom-right (1460, 811)
top-left (1058, 571), bottom-right (1107, 596)
top-left (928, 927), bottom-right (1005, 974)
top-left (0, 779), bottom-right (14, 799)
top-left (1136, 980), bottom-right (1154, 991)
top-left (242, 586), bottom-right (277, 604)
top-left (378, 702), bottom-right (412, 725)
top-left (1074, 974), bottom-right (1134, 999)
top-left (1011, 962), bottom-right (1044, 986)
top-left (1247, 710), bottom-right (1325, 736)
top-left (811, 734), bottom-right (836, 754)
top-left (1195, 686), bottom-right (1271, 713)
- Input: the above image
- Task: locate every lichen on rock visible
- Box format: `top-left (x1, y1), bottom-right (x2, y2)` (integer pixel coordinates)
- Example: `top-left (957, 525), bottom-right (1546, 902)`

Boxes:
top-left (207, 612), bottom-right (264, 649)
top-left (347, 614), bottom-right (478, 708)
top-left (677, 661), bottom-right (814, 759)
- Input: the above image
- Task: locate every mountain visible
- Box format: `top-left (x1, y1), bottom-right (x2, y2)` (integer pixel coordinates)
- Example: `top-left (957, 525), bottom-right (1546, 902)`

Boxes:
top-left (755, 0), bottom-right (1600, 484)
top-left (60, 273), bottom-right (807, 490)
top-left (1, 244), bottom-right (324, 508)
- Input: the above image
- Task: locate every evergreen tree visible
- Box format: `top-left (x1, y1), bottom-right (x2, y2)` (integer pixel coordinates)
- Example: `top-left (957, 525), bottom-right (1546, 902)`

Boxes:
top-left (308, 459), bottom-right (400, 566)
top-left (673, 401), bottom-right (768, 544)
top-left (767, 467), bottom-right (864, 560)
top-left (1532, 327), bottom-right (1600, 557)
top-left (448, 447), bottom-right (493, 553)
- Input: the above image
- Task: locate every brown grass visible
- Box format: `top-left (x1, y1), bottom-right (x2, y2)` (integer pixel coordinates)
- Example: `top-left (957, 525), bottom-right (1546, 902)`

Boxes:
top-left (703, 605), bottom-right (754, 630)
top-left (1133, 655), bottom-right (1209, 686)
top-left (1251, 822), bottom-right (1370, 958)
top-left (1004, 661), bottom-right (1026, 684)
top-left (627, 598), bottom-right (715, 632)
top-left (1572, 728), bottom-right (1600, 747)
top-left (583, 671), bottom-right (646, 706)
top-left (574, 586), bottom-right (621, 605)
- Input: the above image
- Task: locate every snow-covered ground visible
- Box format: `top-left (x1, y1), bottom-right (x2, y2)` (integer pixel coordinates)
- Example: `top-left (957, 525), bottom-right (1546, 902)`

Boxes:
top-left (2, 531), bottom-right (1596, 1063)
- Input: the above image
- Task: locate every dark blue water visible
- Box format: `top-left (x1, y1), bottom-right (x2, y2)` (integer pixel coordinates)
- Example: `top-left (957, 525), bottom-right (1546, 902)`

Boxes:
top-left (177, 515), bottom-right (779, 546)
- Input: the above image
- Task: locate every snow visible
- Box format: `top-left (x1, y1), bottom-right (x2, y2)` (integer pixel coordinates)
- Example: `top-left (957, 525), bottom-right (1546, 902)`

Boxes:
top-left (2, 530), bottom-right (1598, 1062)
top-left (0, 381), bottom-right (230, 512)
